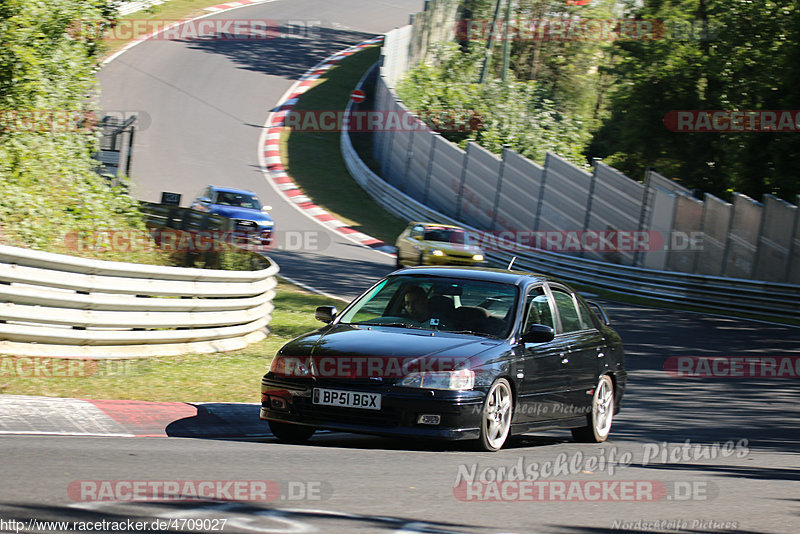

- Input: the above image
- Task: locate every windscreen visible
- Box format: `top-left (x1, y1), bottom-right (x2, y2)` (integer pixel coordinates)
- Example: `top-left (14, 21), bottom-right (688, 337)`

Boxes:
top-left (338, 275), bottom-right (518, 338)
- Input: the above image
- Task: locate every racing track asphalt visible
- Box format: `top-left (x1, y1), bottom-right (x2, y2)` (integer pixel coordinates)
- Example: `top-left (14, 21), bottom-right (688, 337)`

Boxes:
top-left (96, 0), bottom-right (425, 299)
top-left (3, 1), bottom-right (798, 532)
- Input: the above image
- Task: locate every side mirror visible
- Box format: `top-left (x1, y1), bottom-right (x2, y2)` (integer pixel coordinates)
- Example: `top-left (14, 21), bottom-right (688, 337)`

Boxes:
top-left (520, 324), bottom-right (555, 344)
top-left (315, 305), bottom-right (338, 324)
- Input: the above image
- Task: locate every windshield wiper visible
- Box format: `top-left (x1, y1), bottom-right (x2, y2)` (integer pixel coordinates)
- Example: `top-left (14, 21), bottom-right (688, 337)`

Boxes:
top-left (448, 330), bottom-right (500, 338)
top-left (357, 322), bottom-right (423, 329)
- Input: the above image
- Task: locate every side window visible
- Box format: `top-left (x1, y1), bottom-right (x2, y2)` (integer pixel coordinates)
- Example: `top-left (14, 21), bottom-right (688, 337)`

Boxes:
top-left (576, 300), bottom-right (595, 330)
top-left (523, 287), bottom-right (554, 331)
top-left (551, 289), bottom-right (583, 333)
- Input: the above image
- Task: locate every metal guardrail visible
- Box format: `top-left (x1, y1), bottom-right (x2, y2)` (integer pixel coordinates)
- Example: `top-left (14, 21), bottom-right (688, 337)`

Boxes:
top-left (140, 201), bottom-right (227, 232)
top-left (340, 67), bottom-right (800, 322)
top-left (139, 201), bottom-right (273, 270)
top-left (115, 0), bottom-right (170, 17)
top-left (0, 243), bottom-right (279, 357)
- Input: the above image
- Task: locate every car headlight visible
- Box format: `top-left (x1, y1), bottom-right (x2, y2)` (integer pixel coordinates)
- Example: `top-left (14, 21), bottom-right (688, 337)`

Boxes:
top-left (430, 249), bottom-right (445, 256)
top-left (472, 254), bottom-right (484, 261)
top-left (398, 369), bottom-right (475, 390)
top-left (269, 354), bottom-right (311, 377)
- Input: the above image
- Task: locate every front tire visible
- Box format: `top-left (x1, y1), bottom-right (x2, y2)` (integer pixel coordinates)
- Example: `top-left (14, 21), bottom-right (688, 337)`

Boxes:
top-left (571, 375), bottom-right (614, 443)
top-left (478, 378), bottom-right (513, 451)
top-left (268, 421), bottom-right (315, 444)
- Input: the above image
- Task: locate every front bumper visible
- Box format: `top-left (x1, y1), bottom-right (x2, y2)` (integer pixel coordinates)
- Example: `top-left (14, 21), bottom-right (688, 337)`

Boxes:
top-left (261, 377), bottom-right (485, 441)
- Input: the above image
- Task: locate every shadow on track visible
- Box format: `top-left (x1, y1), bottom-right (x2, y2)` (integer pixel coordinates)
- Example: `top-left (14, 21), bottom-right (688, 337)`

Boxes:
top-left (178, 27), bottom-right (377, 79)
top-left (602, 302), bottom-right (800, 454)
top-left (265, 247), bottom-right (396, 301)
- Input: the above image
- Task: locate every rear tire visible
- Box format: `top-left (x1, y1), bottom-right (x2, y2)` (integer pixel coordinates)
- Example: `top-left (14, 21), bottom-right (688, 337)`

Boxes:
top-left (268, 421), bottom-right (315, 444)
top-left (571, 375), bottom-right (614, 443)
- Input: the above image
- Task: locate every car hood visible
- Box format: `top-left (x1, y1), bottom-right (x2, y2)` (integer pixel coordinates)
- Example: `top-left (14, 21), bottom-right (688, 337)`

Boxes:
top-left (211, 205), bottom-right (273, 224)
top-left (282, 324), bottom-right (502, 379)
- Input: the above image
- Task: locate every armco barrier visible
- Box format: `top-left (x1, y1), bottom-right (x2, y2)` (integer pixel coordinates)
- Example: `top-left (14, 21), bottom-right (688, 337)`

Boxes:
top-left (0, 244), bottom-right (279, 357)
top-left (341, 67), bottom-right (800, 322)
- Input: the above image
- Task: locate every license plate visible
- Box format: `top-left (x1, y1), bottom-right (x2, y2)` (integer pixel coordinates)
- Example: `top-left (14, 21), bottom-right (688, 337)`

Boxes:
top-left (312, 388), bottom-right (381, 410)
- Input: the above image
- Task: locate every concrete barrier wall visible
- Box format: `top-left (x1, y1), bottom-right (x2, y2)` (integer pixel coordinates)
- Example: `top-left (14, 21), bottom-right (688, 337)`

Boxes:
top-left (371, 6), bottom-right (800, 284)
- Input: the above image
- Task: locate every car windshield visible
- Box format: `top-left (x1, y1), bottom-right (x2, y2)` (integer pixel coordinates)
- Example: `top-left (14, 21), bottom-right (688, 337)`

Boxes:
top-left (424, 227), bottom-right (467, 244)
top-left (338, 275), bottom-right (518, 338)
top-left (214, 191), bottom-right (261, 210)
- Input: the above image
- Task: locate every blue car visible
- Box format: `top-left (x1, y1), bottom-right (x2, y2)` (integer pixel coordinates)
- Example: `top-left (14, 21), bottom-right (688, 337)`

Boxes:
top-left (190, 185), bottom-right (274, 245)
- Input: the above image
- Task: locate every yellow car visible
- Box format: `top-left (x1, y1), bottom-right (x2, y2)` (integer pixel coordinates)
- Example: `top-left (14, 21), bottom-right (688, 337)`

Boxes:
top-left (395, 222), bottom-right (486, 267)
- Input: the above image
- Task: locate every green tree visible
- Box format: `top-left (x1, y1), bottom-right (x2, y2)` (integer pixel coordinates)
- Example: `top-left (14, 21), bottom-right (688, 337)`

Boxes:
top-left (589, 0), bottom-right (800, 202)
top-left (0, 0), bottom-right (160, 261)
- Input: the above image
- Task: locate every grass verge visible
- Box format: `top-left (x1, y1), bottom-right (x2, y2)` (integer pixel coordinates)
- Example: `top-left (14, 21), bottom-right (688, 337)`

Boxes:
top-left (0, 281), bottom-right (338, 403)
top-left (281, 45), bottom-right (407, 244)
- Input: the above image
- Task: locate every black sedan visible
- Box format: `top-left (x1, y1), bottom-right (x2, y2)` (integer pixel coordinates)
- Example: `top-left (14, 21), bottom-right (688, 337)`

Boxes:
top-left (260, 267), bottom-right (626, 451)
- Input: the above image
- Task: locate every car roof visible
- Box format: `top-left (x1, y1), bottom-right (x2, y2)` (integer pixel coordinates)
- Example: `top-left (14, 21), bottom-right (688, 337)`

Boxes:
top-left (391, 266), bottom-right (553, 287)
top-left (208, 185), bottom-right (257, 195)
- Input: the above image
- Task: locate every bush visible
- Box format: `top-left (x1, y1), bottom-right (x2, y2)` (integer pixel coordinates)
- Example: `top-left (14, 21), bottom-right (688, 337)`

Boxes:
top-left (397, 43), bottom-right (592, 168)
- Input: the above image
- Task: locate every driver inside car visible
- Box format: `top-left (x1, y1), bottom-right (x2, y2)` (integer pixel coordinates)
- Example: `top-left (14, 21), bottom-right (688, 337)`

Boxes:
top-left (402, 286), bottom-right (430, 324)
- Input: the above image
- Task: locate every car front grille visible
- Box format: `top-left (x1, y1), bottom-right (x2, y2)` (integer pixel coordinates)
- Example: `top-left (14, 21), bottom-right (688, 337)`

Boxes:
top-left (234, 219), bottom-right (258, 231)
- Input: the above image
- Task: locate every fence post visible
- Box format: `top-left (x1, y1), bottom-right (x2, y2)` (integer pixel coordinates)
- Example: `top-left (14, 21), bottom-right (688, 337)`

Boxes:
top-left (634, 168), bottom-right (654, 268)
top-left (533, 152), bottom-right (552, 232)
top-left (789, 195), bottom-right (800, 282)
top-left (581, 159), bottom-right (601, 258)
top-left (401, 125), bottom-right (416, 193)
top-left (422, 132), bottom-right (439, 204)
top-left (454, 141), bottom-right (472, 220)
top-left (490, 145), bottom-right (510, 231)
